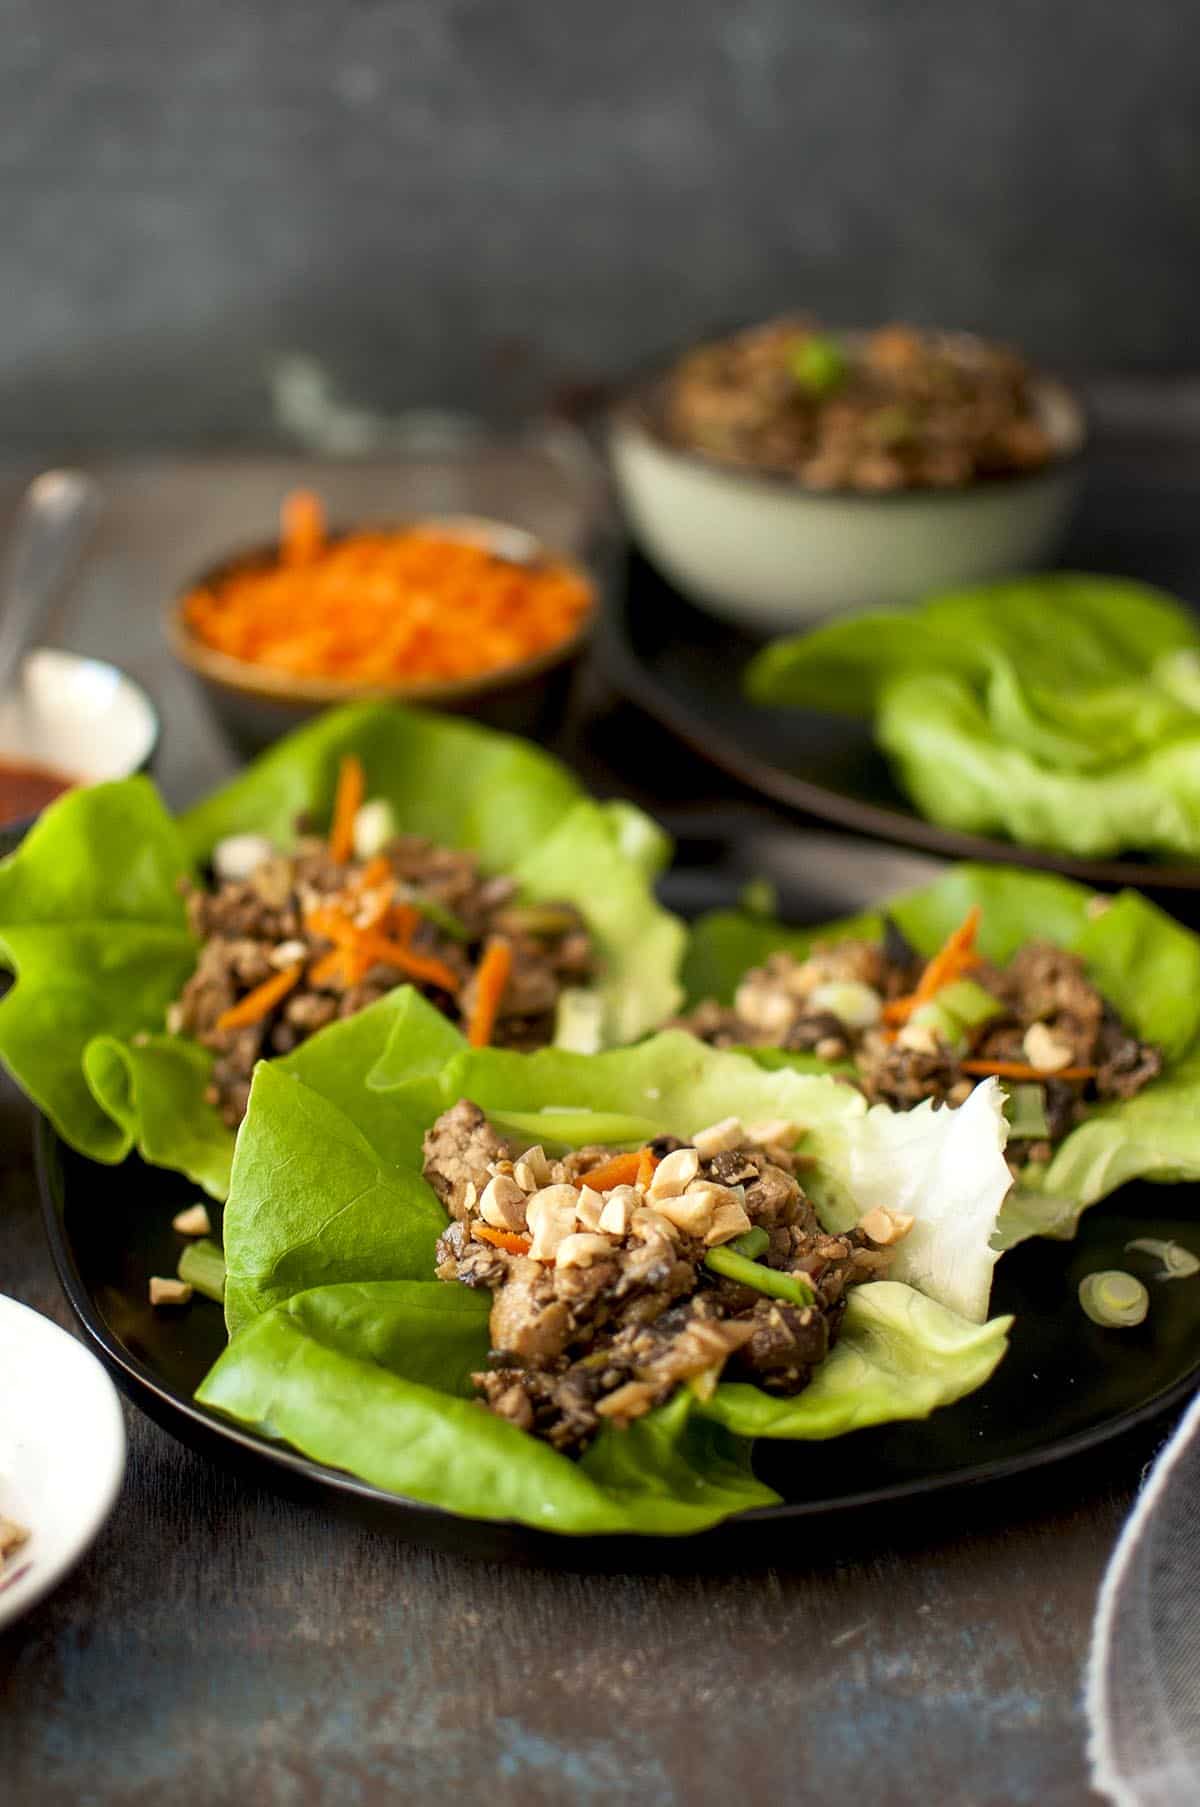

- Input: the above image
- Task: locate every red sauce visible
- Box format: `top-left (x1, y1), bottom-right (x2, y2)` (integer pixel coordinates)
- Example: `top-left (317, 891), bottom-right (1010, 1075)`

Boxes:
top-left (0, 759), bottom-right (74, 825)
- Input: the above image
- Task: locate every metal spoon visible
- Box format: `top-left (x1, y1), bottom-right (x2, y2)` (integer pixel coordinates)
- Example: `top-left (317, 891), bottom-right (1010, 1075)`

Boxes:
top-left (0, 470), bottom-right (101, 700)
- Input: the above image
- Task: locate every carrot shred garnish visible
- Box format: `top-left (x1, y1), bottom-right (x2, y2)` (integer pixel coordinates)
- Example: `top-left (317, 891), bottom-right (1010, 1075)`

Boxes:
top-left (467, 938), bottom-right (513, 1047)
top-left (181, 512), bottom-right (593, 687)
top-left (882, 906), bottom-right (983, 1027)
top-left (635, 1146), bottom-right (661, 1191)
top-left (351, 855), bottom-right (393, 893)
top-left (329, 754), bottom-right (364, 864)
top-left (383, 902), bottom-right (421, 942)
top-left (356, 932), bottom-right (460, 994)
top-left (473, 1225), bottom-right (531, 1256)
top-left (280, 489), bottom-right (325, 566)
top-left (216, 962), bottom-right (304, 1032)
top-left (569, 1150), bottom-right (646, 1193)
top-left (308, 949), bottom-right (347, 989)
top-left (961, 1059), bottom-right (1098, 1083)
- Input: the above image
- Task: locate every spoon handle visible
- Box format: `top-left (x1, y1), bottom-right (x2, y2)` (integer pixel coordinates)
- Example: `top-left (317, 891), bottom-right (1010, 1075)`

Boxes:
top-left (0, 471), bottom-right (102, 699)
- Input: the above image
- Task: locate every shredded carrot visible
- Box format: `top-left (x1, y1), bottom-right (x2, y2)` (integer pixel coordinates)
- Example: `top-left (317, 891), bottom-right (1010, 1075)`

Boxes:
top-left (305, 901), bottom-right (459, 994)
top-left (635, 1146), bottom-right (661, 1191)
top-left (473, 1225), bottom-right (531, 1256)
top-left (329, 754), bottom-right (364, 864)
top-left (216, 962), bottom-right (304, 1032)
top-left (182, 507), bottom-right (595, 688)
top-left (883, 906), bottom-right (983, 1027)
top-left (467, 938), bottom-right (512, 1047)
top-left (280, 489), bottom-right (325, 566)
top-left (961, 1059), bottom-right (1098, 1083)
top-left (308, 948), bottom-right (348, 989)
top-left (382, 902), bottom-right (420, 942)
top-left (570, 1150), bottom-right (646, 1193)
top-left (356, 931), bottom-right (460, 994)
top-left (351, 855), bottom-right (393, 893)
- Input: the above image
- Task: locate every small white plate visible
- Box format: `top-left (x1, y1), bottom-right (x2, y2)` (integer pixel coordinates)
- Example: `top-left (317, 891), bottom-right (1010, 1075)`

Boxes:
top-left (0, 1295), bottom-right (126, 1628)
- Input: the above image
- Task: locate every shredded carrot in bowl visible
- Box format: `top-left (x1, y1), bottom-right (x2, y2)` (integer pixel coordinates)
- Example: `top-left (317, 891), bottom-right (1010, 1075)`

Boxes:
top-left (180, 495), bottom-right (595, 690)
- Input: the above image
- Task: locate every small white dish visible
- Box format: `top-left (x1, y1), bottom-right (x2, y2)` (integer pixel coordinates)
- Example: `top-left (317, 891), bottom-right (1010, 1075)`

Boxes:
top-left (0, 1295), bottom-right (126, 1629)
top-left (0, 647), bottom-right (158, 790)
top-left (609, 369), bottom-right (1086, 631)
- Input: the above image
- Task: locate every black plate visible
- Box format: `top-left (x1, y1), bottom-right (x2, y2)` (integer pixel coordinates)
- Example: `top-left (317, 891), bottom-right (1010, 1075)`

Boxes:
top-left (37, 825), bottom-right (1200, 1557)
top-left (602, 548), bottom-right (1200, 894)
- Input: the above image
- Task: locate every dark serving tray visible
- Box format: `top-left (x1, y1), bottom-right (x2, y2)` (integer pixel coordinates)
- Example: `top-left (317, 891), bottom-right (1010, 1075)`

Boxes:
top-left (37, 825), bottom-right (1200, 1559)
top-left (602, 548), bottom-right (1200, 896)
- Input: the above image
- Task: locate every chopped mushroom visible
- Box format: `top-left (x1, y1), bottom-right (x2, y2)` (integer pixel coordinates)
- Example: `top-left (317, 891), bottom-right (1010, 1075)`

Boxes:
top-left (427, 1106), bottom-right (892, 1454)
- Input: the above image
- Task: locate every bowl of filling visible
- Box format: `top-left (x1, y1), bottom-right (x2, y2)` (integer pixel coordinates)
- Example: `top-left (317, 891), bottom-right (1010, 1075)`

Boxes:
top-left (168, 493), bottom-right (599, 750)
top-left (608, 319), bottom-right (1087, 629)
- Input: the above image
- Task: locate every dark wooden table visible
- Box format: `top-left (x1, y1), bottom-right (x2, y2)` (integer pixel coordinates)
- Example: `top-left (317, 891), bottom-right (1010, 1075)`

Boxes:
top-left (1, 445), bottom-right (1187, 1807)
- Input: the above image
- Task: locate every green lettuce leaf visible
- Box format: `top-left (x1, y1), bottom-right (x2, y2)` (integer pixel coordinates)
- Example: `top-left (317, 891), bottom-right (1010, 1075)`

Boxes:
top-left (683, 863), bottom-right (1200, 1244)
top-left (699, 1282), bottom-right (1012, 1439)
top-left (222, 990), bottom-right (456, 1335)
top-left (747, 575), bottom-right (1200, 858)
top-left (196, 1281), bottom-right (781, 1536)
top-left (84, 1033), bottom-right (233, 1199)
top-left (0, 703), bottom-right (682, 1191)
top-left (202, 1010), bottom-right (1011, 1531)
top-left (0, 779), bottom-right (197, 1163)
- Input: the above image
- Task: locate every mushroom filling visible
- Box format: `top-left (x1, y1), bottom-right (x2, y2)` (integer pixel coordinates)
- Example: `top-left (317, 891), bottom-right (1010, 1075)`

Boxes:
top-left (170, 817), bottom-right (593, 1128)
top-left (663, 319), bottom-right (1056, 491)
top-left (677, 917), bottom-right (1163, 1172)
top-left (425, 1101), bottom-right (903, 1455)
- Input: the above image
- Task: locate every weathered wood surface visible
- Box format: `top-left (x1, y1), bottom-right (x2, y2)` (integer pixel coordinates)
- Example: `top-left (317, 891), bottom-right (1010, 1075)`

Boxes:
top-left (0, 451), bottom-right (1186, 1806)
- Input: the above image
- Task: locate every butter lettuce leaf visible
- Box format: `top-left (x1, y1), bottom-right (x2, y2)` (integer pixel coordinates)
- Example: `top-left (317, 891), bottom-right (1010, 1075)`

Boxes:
top-left (197, 1281), bottom-right (781, 1536)
top-left (0, 703), bottom-right (683, 1191)
top-left (206, 1007), bottom-right (1010, 1531)
top-left (683, 863), bottom-right (1200, 1245)
top-left (747, 575), bottom-right (1200, 858)
top-left (0, 779), bottom-right (197, 1164)
top-left (700, 1283), bottom-right (1012, 1440)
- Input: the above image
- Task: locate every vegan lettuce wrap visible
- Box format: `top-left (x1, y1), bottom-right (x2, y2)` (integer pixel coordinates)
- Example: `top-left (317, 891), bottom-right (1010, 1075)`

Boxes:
top-left (0, 703), bottom-right (685, 1199)
top-left (746, 575), bottom-right (1200, 860)
top-left (679, 863), bottom-right (1200, 1247)
top-left (194, 993), bottom-right (1013, 1535)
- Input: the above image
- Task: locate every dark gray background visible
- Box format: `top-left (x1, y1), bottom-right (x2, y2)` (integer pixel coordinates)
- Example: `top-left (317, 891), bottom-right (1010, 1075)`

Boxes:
top-left (1, 0), bottom-right (1198, 450)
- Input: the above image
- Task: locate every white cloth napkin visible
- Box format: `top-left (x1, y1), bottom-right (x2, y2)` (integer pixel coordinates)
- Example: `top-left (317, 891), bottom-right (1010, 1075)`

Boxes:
top-left (1088, 1390), bottom-right (1200, 1806)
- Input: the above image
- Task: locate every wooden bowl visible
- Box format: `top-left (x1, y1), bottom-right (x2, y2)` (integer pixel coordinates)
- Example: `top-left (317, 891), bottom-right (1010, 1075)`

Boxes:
top-left (166, 514), bottom-right (599, 752)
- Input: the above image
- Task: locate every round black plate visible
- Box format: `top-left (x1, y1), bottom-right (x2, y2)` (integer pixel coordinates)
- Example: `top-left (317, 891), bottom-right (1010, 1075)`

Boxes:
top-left (36, 825), bottom-right (1200, 1556)
top-left (602, 549), bottom-right (1200, 894)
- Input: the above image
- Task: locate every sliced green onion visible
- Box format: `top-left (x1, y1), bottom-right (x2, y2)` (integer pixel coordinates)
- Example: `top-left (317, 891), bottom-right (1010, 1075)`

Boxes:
top-left (704, 1245), bottom-right (814, 1307)
top-left (728, 1227), bottom-right (769, 1261)
top-left (177, 1239), bottom-right (226, 1304)
top-left (553, 987), bottom-right (605, 1055)
top-left (1125, 1238), bottom-right (1200, 1280)
top-left (1005, 1083), bottom-right (1049, 1141)
top-left (411, 896), bottom-right (470, 942)
top-left (933, 978), bottom-right (1004, 1031)
top-left (1078, 1269), bottom-right (1149, 1328)
top-left (808, 980), bottom-right (882, 1031)
top-left (788, 335), bottom-right (847, 397)
top-left (738, 878), bottom-right (779, 919)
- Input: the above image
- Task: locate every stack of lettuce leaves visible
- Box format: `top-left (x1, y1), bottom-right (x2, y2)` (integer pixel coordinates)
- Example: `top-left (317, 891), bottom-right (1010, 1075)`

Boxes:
top-left (195, 989), bottom-right (1014, 1535)
top-left (0, 702), bottom-right (686, 1201)
top-left (682, 862), bottom-right (1200, 1249)
top-left (746, 575), bottom-right (1200, 859)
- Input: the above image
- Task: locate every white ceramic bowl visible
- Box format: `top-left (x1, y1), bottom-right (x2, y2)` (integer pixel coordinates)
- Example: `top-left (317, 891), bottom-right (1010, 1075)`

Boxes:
top-left (0, 1295), bottom-right (126, 1628)
top-left (608, 370), bottom-right (1087, 631)
top-left (0, 647), bottom-right (158, 805)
